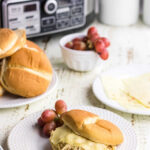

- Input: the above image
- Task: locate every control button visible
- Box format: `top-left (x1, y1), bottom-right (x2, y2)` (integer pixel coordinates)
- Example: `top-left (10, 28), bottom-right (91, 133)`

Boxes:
top-left (57, 8), bottom-right (70, 19)
top-left (26, 25), bottom-right (34, 29)
top-left (71, 6), bottom-right (83, 16)
top-left (48, 3), bottom-right (55, 11)
top-left (9, 18), bottom-right (18, 22)
top-left (72, 16), bottom-right (83, 26)
top-left (44, 0), bottom-right (57, 15)
top-left (42, 17), bottom-right (55, 27)
top-left (57, 12), bottom-right (70, 19)
top-left (26, 16), bottom-right (34, 19)
top-left (9, 21), bottom-right (22, 29)
top-left (26, 25), bottom-right (40, 35)
top-left (56, 19), bottom-right (70, 29)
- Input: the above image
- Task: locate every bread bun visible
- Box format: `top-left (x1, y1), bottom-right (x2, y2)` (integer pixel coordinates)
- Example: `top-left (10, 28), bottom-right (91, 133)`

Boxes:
top-left (0, 84), bottom-right (5, 96)
top-left (0, 40), bottom-right (53, 97)
top-left (0, 61), bottom-right (5, 96)
top-left (0, 28), bottom-right (26, 59)
top-left (61, 109), bottom-right (124, 146)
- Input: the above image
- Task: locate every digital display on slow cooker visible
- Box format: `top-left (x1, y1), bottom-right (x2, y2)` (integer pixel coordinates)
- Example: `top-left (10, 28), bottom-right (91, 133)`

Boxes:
top-left (24, 4), bottom-right (37, 12)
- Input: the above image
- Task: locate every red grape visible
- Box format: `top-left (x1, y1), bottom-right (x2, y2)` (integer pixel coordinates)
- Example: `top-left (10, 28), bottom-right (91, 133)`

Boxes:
top-left (42, 121), bottom-right (57, 137)
top-left (100, 49), bottom-right (109, 60)
top-left (65, 42), bottom-right (73, 49)
top-left (41, 109), bottom-right (57, 123)
top-left (88, 26), bottom-right (98, 38)
top-left (38, 117), bottom-right (45, 127)
top-left (55, 100), bottom-right (67, 115)
top-left (73, 41), bottom-right (86, 51)
top-left (72, 38), bottom-right (82, 43)
top-left (101, 37), bottom-right (110, 47)
top-left (82, 36), bottom-right (89, 43)
top-left (95, 39), bottom-right (105, 53)
top-left (89, 33), bottom-right (100, 43)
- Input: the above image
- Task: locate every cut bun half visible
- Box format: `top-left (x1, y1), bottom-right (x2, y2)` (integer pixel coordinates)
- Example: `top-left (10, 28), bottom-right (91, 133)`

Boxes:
top-left (0, 28), bottom-right (26, 59)
top-left (61, 109), bottom-right (124, 146)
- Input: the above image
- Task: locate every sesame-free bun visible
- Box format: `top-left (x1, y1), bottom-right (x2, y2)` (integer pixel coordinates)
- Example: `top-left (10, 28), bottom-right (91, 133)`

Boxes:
top-left (0, 84), bottom-right (5, 96)
top-left (0, 61), bottom-right (5, 96)
top-left (61, 109), bottom-right (124, 146)
top-left (0, 40), bottom-right (53, 98)
top-left (0, 28), bottom-right (26, 59)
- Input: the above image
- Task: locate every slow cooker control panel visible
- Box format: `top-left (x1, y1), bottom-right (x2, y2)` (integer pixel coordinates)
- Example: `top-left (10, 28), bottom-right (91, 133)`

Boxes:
top-left (7, 1), bottom-right (41, 35)
top-left (3, 0), bottom-right (85, 37)
top-left (41, 0), bottom-right (85, 33)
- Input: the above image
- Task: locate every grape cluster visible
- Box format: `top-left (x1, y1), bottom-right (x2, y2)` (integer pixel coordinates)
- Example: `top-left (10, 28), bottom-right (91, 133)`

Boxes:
top-left (65, 26), bottom-right (110, 60)
top-left (37, 100), bottom-right (67, 137)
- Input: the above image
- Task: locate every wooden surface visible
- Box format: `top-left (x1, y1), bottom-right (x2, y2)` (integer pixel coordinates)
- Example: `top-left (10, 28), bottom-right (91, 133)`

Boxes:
top-left (1, 20), bottom-right (150, 150)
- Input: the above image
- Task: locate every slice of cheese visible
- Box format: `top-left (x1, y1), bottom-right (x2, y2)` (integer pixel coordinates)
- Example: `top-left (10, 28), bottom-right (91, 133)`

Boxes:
top-left (101, 76), bottom-right (147, 110)
top-left (50, 125), bottom-right (115, 150)
top-left (123, 73), bottom-right (150, 108)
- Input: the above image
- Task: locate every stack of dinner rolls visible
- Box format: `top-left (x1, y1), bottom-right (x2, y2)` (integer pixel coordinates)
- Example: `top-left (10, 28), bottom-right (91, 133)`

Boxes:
top-left (0, 28), bottom-right (53, 98)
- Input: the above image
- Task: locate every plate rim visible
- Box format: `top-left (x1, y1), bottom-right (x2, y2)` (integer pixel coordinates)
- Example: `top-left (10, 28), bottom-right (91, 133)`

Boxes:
top-left (92, 64), bottom-right (150, 115)
top-left (7, 106), bottom-right (137, 150)
top-left (0, 71), bottom-right (58, 109)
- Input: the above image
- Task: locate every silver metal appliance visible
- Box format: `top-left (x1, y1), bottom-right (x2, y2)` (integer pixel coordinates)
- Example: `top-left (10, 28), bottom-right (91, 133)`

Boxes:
top-left (0, 0), bottom-right (95, 38)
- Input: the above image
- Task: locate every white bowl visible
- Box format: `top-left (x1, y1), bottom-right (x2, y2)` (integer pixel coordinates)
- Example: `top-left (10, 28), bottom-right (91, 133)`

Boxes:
top-left (60, 33), bottom-right (100, 72)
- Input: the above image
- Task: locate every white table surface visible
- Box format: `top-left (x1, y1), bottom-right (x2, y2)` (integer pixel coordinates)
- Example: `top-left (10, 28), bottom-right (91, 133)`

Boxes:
top-left (1, 20), bottom-right (150, 150)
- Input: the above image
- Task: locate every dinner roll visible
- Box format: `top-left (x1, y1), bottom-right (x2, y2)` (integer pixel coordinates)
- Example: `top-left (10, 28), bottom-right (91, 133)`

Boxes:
top-left (0, 40), bottom-right (53, 97)
top-left (61, 109), bottom-right (124, 146)
top-left (0, 84), bottom-right (4, 96)
top-left (0, 61), bottom-right (5, 96)
top-left (0, 28), bottom-right (26, 59)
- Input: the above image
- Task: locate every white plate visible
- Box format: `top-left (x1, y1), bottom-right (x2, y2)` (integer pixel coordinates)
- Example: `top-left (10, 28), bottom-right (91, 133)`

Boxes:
top-left (92, 64), bottom-right (150, 115)
top-left (0, 71), bottom-right (58, 109)
top-left (8, 106), bottom-right (137, 150)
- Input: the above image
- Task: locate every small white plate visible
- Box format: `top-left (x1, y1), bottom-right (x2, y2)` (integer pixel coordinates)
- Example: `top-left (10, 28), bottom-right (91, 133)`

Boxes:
top-left (8, 106), bottom-right (137, 150)
top-left (92, 64), bottom-right (150, 115)
top-left (0, 71), bottom-right (58, 109)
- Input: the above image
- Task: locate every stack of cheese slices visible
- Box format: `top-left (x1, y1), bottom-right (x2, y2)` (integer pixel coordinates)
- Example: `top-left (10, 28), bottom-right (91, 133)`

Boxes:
top-left (102, 74), bottom-right (150, 110)
top-left (0, 28), bottom-right (53, 98)
top-left (50, 109), bottom-right (124, 150)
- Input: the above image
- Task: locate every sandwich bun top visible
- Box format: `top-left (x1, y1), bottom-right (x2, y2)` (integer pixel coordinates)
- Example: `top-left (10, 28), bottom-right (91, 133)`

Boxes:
top-left (61, 109), bottom-right (124, 146)
top-left (0, 29), bottom-right (17, 51)
top-left (0, 28), bottom-right (26, 59)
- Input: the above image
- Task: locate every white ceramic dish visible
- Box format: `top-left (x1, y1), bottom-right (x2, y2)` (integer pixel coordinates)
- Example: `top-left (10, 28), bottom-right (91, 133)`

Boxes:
top-left (92, 64), bottom-right (150, 115)
top-left (60, 33), bottom-right (100, 72)
top-left (0, 71), bottom-right (58, 109)
top-left (8, 106), bottom-right (137, 150)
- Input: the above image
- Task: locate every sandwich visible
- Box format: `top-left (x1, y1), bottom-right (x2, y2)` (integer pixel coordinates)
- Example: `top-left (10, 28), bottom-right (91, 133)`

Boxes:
top-left (50, 109), bottom-right (124, 150)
